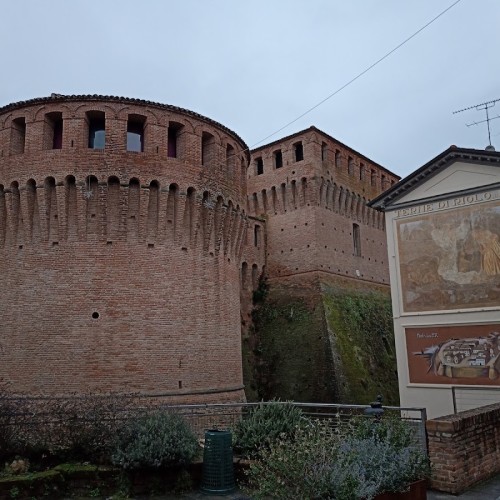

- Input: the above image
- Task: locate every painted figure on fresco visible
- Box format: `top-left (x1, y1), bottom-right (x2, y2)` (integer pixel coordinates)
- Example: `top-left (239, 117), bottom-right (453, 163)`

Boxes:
top-left (471, 229), bottom-right (500, 276)
top-left (397, 201), bottom-right (500, 312)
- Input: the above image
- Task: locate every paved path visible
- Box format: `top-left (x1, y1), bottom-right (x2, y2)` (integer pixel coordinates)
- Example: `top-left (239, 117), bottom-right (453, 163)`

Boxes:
top-left (428, 474), bottom-right (500, 500)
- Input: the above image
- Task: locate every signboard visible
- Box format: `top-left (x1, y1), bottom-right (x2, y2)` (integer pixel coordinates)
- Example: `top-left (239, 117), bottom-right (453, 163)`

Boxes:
top-left (396, 197), bottom-right (500, 312)
top-left (406, 324), bottom-right (500, 385)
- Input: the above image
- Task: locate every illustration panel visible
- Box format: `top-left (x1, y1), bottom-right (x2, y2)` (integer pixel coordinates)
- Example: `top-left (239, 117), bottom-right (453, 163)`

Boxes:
top-left (406, 324), bottom-right (500, 385)
top-left (397, 201), bottom-right (500, 312)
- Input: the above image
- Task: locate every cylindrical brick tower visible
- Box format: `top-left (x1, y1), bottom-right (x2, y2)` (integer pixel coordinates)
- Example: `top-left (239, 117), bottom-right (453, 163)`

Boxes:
top-left (0, 95), bottom-right (250, 402)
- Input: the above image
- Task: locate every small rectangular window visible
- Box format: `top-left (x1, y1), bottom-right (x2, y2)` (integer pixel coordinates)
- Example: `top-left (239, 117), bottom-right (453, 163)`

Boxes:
top-left (294, 142), bottom-right (304, 162)
top-left (43, 112), bottom-right (63, 149)
top-left (168, 122), bottom-right (183, 158)
top-left (371, 169), bottom-right (376, 186)
top-left (256, 157), bottom-right (264, 175)
top-left (127, 115), bottom-right (146, 152)
top-left (201, 131), bottom-right (215, 167)
top-left (11, 117), bottom-right (26, 154)
top-left (359, 163), bottom-right (365, 181)
top-left (381, 174), bottom-right (386, 190)
top-left (274, 150), bottom-right (283, 169)
top-left (88, 111), bottom-right (106, 149)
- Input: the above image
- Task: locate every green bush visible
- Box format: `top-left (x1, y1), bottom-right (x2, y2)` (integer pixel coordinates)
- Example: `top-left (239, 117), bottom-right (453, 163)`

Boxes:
top-left (245, 420), bottom-right (338, 499)
top-left (112, 411), bottom-right (198, 470)
top-left (245, 417), bottom-right (430, 500)
top-left (233, 401), bottom-right (304, 458)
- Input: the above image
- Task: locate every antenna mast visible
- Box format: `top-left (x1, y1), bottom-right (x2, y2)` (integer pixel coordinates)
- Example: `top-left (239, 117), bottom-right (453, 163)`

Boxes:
top-left (453, 98), bottom-right (500, 149)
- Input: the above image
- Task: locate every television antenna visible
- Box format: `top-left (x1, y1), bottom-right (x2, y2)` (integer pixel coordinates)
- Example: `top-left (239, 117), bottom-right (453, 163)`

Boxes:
top-left (453, 98), bottom-right (500, 150)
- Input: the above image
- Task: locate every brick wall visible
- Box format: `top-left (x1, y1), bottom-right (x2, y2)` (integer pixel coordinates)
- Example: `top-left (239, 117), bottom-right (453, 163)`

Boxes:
top-left (426, 402), bottom-right (500, 493)
top-left (0, 95), bottom-right (264, 402)
top-left (247, 126), bottom-right (397, 287)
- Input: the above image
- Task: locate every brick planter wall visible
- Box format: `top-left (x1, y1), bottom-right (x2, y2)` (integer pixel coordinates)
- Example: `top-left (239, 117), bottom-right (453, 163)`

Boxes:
top-left (426, 402), bottom-right (500, 494)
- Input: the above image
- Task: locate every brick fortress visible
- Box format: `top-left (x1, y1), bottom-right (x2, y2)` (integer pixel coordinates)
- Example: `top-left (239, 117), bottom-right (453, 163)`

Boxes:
top-left (0, 95), bottom-right (399, 403)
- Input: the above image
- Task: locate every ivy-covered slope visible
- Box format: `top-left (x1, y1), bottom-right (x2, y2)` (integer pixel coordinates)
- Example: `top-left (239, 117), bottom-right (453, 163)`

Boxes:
top-left (243, 276), bottom-right (399, 405)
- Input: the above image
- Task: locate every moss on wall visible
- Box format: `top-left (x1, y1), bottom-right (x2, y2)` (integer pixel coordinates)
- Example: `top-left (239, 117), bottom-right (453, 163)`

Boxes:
top-left (322, 285), bottom-right (399, 405)
top-left (243, 278), bottom-right (399, 405)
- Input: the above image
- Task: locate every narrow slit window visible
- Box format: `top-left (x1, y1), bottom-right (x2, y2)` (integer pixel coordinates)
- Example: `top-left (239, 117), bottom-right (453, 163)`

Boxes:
top-left (254, 224), bottom-right (261, 247)
top-left (353, 223), bottom-right (361, 257)
top-left (371, 169), bottom-right (376, 186)
top-left (359, 163), bottom-right (365, 181)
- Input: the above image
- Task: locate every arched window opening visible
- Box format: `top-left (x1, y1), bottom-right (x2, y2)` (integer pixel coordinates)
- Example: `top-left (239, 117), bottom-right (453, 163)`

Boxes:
top-left (87, 111), bottom-right (105, 149)
top-left (127, 114), bottom-right (146, 152)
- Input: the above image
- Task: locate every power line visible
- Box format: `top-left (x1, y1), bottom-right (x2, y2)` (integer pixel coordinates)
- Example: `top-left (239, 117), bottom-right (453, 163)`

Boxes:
top-left (249, 0), bottom-right (462, 150)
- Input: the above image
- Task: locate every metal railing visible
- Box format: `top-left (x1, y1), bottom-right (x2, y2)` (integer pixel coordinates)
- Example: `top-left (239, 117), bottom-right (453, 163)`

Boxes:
top-left (0, 397), bottom-right (428, 454)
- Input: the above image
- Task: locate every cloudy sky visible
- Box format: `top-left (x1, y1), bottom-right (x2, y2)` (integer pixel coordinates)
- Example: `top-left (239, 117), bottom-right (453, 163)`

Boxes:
top-left (1, 0), bottom-right (499, 177)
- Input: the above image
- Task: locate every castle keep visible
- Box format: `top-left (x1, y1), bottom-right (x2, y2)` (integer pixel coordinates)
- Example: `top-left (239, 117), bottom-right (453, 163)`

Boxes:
top-left (0, 95), bottom-right (398, 403)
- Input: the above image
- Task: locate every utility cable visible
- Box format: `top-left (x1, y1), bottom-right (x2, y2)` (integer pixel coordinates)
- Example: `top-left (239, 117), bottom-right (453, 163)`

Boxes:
top-left (249, 0), bottom-right (463, 150)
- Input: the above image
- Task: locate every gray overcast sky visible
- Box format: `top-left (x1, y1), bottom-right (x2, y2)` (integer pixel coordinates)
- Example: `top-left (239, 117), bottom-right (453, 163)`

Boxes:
top-left (1, 0), bottom-right (499, 178)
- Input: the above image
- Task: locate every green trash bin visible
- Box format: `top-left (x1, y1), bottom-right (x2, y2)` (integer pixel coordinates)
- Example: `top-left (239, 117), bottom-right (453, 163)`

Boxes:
top-left (200, 429), bottom-right (235, 495)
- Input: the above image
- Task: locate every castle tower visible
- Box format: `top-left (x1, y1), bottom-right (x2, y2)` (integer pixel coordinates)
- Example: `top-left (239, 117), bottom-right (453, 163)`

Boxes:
top-left (0, 94), bottom-right (262, 402)
top-left (245, 127), bottom-right (400, 403)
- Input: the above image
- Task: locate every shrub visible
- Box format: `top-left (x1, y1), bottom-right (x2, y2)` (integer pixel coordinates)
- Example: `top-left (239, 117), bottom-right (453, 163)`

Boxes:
top-left (112, 411), bottom-right (198, 470)
top-left (233, 401), bottom-right (304, 458)
top-left (245, 420), bottom-right (338, 499)
top-left (245, 417), bottom-right (430, 500)
top-left (329, 435), bottom-right (429, 499)
top-left (349, 413), bottom-right (421, 450)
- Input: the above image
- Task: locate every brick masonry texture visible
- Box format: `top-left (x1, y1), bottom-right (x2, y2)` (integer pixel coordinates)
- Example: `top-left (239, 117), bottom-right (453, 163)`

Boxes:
top-left (426, 402), bottom-right (500, 494)
top-left (0, 95), bottom-right (398, 402)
